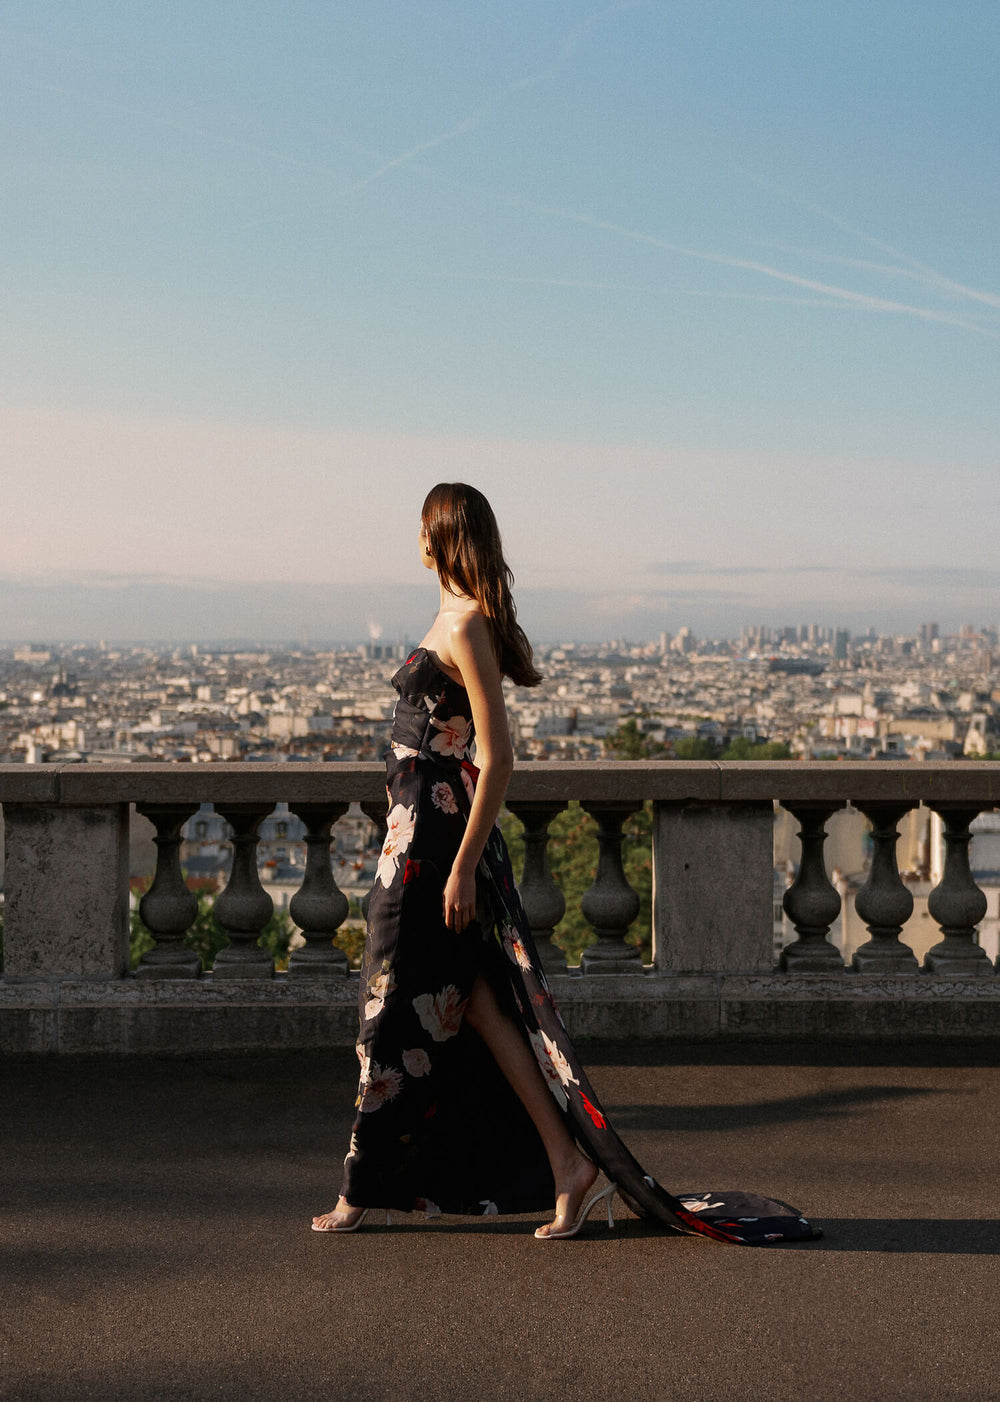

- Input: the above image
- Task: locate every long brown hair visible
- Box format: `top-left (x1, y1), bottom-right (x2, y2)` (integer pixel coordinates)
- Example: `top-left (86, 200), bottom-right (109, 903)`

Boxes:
top-left (421, 482), bottom-right (542, 688)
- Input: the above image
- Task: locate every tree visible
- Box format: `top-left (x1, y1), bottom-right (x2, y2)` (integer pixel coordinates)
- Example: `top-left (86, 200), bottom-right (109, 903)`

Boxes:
top-left (501, 801), bottom-right (652, 966)
top-left (720, 736), bottom-right (792, 760)
top-left (604, 718), bottom-right (667, 760)
top-left (670, 736), bottom-right (721, 760)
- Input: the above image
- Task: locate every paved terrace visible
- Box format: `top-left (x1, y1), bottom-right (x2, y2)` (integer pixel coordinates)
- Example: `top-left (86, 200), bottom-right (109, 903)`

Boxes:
top-left (6, 1040), bottom-right (1000, 1402)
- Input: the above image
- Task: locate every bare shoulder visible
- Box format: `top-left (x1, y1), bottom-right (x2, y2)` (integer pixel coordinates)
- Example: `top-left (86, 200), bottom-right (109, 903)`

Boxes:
top-left (448, 610), bottom-right (500, 681)
top-left (448, 609), bottom-right (491, 651)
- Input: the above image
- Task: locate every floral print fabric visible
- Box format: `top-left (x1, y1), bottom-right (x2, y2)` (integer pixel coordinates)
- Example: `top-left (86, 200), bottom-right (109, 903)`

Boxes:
top-left (341, 649), bottom-right (816, 1245)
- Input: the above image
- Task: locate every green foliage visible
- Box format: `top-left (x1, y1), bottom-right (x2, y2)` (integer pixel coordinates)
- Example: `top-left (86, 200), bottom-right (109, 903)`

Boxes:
top-left (333, 905), bottom-right (367, 969)
top-left (129, 878), bottom-right (295, 972)
top-left (670, 736), bottom-right (721, 759)
top-left (501, 801), bottom-right (652, 967)
top-left (720, 736), bottom-right (792, 760)
top-left (603, 718), bottom-right (667, 759)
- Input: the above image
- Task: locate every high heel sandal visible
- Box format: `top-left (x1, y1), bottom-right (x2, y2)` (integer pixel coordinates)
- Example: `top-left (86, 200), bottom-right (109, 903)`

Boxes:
top-left (534, 1183), bottom-right (617, 1240)
top-left (311, 1207), bottom-right (392, 1233)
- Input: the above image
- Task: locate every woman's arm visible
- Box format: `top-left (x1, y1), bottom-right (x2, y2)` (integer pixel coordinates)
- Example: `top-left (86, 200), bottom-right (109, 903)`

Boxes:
top-left (441, 611), bottom-right (514, 933)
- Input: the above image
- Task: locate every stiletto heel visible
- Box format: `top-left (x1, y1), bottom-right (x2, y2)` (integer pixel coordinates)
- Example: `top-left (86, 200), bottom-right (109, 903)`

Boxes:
top-left (534, 1183), bottom-right (617, 1240)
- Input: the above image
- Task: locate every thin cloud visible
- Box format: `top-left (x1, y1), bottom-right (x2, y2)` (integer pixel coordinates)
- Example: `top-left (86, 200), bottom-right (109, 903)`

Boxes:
top-left (441, 270), bottom-right (876, 310)
top-left (746, 176), bottom-right (1000, 313)
top-left (338, 2), bottom-right (639, 198)
top-left (509, 200), bottom-right (1000, 339)
top-left (648, 562), bottom-right (842, 577)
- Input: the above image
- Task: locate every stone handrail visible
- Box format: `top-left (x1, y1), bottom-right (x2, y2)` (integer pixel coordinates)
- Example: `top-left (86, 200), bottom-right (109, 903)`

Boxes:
top-left (3, 760), bottom-right (1000, 1053)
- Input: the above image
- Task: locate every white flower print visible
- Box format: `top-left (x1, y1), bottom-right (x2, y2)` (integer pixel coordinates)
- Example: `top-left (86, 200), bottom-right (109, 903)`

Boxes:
top-left (343, 1130), bottom-right (360, 1164)
top-left (501, 923), bottom-right (533, 972)
top-left (412, 985), bottom-right (467, 1042)
top-left (375, 802), bottom-right (416, 888)
top-left (528, 1028), bottom-right (579, 1111)
top-left (358, 1061), bottom-right (403, 1113)
top-left (429, 713), bottom-right (472, 758)
top-left (460, 768), bottom-right (476, 805)
top-left (430, 781), bottom-right (459, 815)
top-left (391, 742), bottom-right (420, 759)
top-left (415, 1198), bottom-right (442, 1218)
top-left (402, 1047), bottom-right (432, 1078)
top-left (479, 1200), bottom-right (499, 1216)
top-left (679, 1196), bottom-right (725, 1213)
top-left (364, 963), bottom-right (396, 1022)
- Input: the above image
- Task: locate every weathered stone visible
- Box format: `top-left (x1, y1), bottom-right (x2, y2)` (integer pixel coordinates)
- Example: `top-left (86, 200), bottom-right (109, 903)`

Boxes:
top-left (287, 803), bottom-right (350, 977)
top-left (3, 804), bottom-right (129, 980)
top-left (579, 802), bottom-right (644, 975)
top-left (852, 803), bottom-right (920, 974)
top-left (779, 802), bottom-right (846, 972)
top-left (506, 801), bottom-right (568, 974)
top-left (653, 802), bottom-right (774, 974)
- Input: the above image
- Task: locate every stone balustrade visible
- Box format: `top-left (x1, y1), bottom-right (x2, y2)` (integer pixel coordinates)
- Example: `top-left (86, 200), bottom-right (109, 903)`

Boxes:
top-left (3, 760), bottom-right (1000, 1053)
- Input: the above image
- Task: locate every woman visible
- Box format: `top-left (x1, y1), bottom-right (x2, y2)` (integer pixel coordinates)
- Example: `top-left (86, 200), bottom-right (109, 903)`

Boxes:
top-left (313, 484), bottom-right (816, 1244)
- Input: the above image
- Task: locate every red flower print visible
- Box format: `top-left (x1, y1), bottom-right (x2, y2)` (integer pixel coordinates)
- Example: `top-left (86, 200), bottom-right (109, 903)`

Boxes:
top-left (403, 858), bottom-right (421, 884)
top-left (580, 1092), bottom-right (607, 1130)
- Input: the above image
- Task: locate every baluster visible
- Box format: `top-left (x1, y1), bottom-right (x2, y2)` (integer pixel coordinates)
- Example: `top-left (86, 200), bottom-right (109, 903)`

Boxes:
top-left (135, 803), bottom-right (201, 979)
top-left (852, 803), bottom-right (919, 973)
top-left (287, 802), bottom-right (350, 976)
top-left (506, 801), bottom-right (568, 973)
top-left (925, 805), bottom-right (992, 974)
top-left (212, 804), bottom-right (275, 978)
top-left (579, 801), bottom-right (644, 974)
top-left (360, 799), bottom-right (389, 925)
top-left (779, 803), bottom-right (846, 972)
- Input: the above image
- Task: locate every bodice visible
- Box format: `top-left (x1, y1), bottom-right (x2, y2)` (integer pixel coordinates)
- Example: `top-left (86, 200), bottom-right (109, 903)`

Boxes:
top-left (389, 647), bottom-right (475, 765)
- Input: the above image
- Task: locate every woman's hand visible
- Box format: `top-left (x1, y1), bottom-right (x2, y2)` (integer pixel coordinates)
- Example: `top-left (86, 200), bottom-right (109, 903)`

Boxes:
top-left (443, 863), bottom-right (478, 933)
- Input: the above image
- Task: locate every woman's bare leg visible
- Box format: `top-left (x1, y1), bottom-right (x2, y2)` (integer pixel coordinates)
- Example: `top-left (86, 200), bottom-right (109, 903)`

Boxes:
top-left (464, 973), bottom-right (597, 1236)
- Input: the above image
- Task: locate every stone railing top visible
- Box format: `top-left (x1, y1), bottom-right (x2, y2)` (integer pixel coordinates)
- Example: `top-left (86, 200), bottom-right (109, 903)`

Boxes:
top-left (1, 760), bottom-right (999, 806)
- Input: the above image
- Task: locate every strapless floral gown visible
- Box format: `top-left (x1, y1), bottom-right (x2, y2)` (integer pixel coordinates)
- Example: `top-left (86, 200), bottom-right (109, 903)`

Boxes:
top-left (341, 648), bottom-right (817, 1245)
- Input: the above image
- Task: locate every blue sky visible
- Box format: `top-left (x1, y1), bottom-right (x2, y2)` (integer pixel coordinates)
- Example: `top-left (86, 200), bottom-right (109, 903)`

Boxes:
top-left (2, 1), bottom-right (998, 642)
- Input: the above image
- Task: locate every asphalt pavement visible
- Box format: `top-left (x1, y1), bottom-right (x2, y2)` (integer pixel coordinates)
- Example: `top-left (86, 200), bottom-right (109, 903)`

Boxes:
top-left (5, 1040), bottom-right (1000, 1402)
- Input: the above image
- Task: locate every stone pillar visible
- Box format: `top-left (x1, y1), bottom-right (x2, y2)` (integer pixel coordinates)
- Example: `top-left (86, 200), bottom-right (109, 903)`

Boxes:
top-left (780, 803), bottom-right (846, 972)
top-left (852, 803), bottom-right (919, 973)
top-left (3, 803), bottom-right (130, 980)
top-left (653, 801), bottom-right (774, 974)
top-left (287, 802), bottom-right (350, 976)
top-left (135, 804), bottom-right (202, 979)
top-left (579, 801), bottom-right (644, 974)
top-left (212, 805), bottom-right (275, 979)
top-left (925, 805), bottom-right (992, 974)
top-left (506, 801), bottom-right (568, 974)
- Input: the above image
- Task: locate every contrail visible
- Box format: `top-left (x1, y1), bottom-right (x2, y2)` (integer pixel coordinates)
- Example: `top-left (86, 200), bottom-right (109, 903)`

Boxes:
top-left (441, 270), bottom-right (878, 309)
top-left (500, 198), bottom-right (1000, 337)
top-left (336, 2), bottom-right (640, 197)
top-left (744, 175), bottom-right (1000, 311)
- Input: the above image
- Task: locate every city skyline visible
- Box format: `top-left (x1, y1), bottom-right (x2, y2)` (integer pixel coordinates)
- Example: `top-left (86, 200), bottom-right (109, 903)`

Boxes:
top-left (3, 3), bottom-right (998, 639)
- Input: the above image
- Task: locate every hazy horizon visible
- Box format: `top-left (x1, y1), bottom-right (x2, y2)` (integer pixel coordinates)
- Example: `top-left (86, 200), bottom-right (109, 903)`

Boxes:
top-left (1, 571), bottom-right (995, 649)
top-left (4, 4), bottom-right (997, 636)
